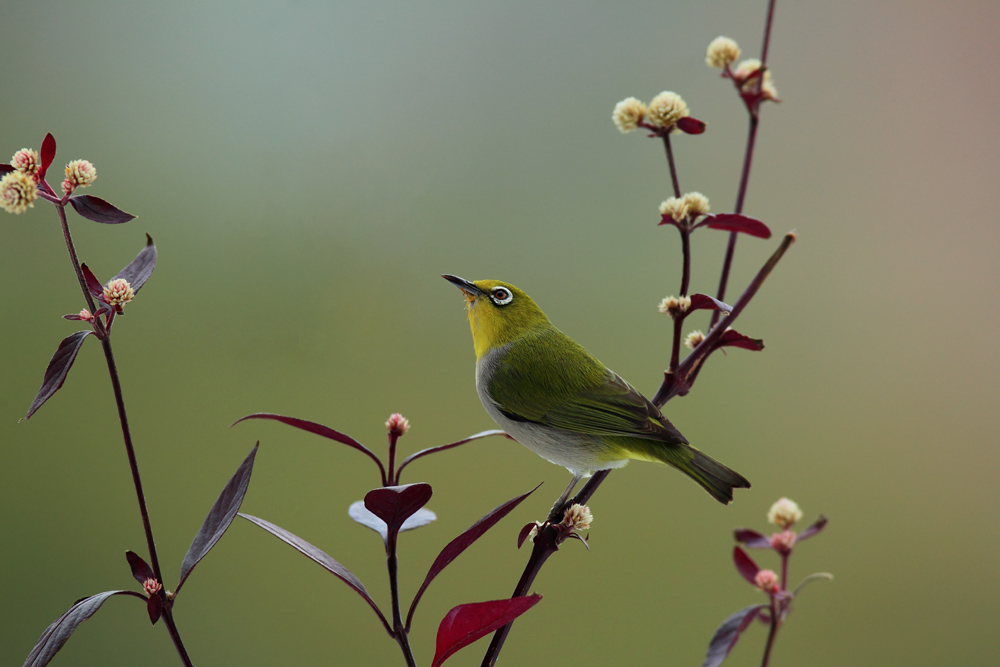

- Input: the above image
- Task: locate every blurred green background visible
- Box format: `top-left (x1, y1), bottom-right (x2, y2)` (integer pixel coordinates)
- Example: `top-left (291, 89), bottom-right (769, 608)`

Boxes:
top-left (2, 1), bottom-right (998, 665)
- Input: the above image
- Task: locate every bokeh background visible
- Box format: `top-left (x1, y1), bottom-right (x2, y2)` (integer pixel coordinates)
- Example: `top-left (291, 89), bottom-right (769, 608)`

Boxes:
top-left (2, 1), bottom-right (998, 665)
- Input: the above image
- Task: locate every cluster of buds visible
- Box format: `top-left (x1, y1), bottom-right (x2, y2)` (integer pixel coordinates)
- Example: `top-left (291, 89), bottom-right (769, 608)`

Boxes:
top-left (705, 36), bottom-right (780, 104)
top-left (385, 412), bottom-right (410, 438)
top-left (658, 295), bottom-right (691, 317)
top-left (519, 503), bottom-right (593, 549)
top-left (612, 91), bottom-right (706, 136)
top-left (62, 159), bottom-right (97, 195)
top-left (658, 191), bottom-right (711, 227)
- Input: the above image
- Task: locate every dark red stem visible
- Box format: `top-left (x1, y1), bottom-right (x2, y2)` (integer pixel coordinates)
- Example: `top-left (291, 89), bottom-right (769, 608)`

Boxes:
top-left (662, 134), bottom-right (682, 198)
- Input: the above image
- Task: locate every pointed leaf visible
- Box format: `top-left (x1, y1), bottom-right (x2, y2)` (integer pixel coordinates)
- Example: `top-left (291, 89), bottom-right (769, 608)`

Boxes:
top-left (348, 501), bottom-right (436, 540)
top-left (700, 213), bottom-right (772, 239)
top-left (146, 594), bottom-right (163, 625)
top-left (517, 522), bottom-right (539, 548)
top-left (406, 485), bottom-right (538, 629)
top-left (717, 329), bottom-right (764, 351)
top-left (431, 596), bottom-right (541, 667)
top-left (797, 515), bottom-right (828, 542)
top-left (80, 264), bottom-right (105, 299)
top-left (23, 590), bottom-right (145, 667)
top-left (233, 413), bottom-right (386, 481)
top-left (733, 528), bottom-right (771, 549)
top-left (733, 546), bottom-right (761, 586)
top-left (677, 116), bottom-right (707, 134)
top-left (125, 551), bottom-right (154, 586)
top-left (69, 195), bottom-right (135, 224)
top-left (702, 604), bottom-right (767, 667)
top-left (658, 215), bottom-right (681, 228)
top-left (112, 234), bottom-right (156, 293)
top-left (38, 133), bottom-right (56, 181)
top-left (239, 513), bottom-right (390, 631)
top-left (24, 331), bottom-right (92, 420)
top-left (688, 293), bottom-right (733, 314)
top-left (176, 444), bottom-right (258, 594)
top-left (793, 572), bottom-right (834, 596)
top-left (396, 429), bottom-right (508, 482)
top-left (0, 164), bottom-right (14, 176)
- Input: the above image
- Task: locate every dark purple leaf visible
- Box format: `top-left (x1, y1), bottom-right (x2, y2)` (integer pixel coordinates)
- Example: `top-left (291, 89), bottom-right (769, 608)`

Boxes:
top-left (24, 331), bottom-right (92, 420)
top-left (718, 329), bottom-right (765, 351)
top-left (797, 515), bottom-right (828, 542)
top-left (146, 594), bottom-right (163, 625)
top-left (395, 429), bottom-right (507, 482)
top-left (239, 513), bottom-right (390, 631)
top-left (677, 116), bottom-right (707, 134)
top-left (112, 234), bottom-right (156, 293)
top-left (125, 551), bottom-right (154, 586)
top-left (364, 483), bottom-right (433, 544)
top-left (431, 596), bottom-right (541, 667)
top-left (517, 522), bottom-right (538, 548)
top-left (700, 213), bottom-right (772, 239)
top-left (702, 604), bottom-right (767, 667)
top-left (0, 164), bottom-right (14, 175)
top-left (176, 444), bottom-right (258, 594)
top-left (69, 195), bottom-right (135, 224)
top-left (233, 413), bottom-right (386, 482)
top-left (23, 590), bottom-right (145, 667)
top-left (348, 501), bottom-right (436, 540)
top-left (688, 293), bottom-right (733, 314)
top-left (734, 528), bottom-right (772, 549)
top-left (80, 264), bottom-right (105, 300)
top-left (406, 485), bottom-right (538, 629)
top-left (733, 547), bottom-right (761, 586)
top-left (38, 133), bottom-right (56, 181)
top-left (658, 215), bottom-right (680, 228)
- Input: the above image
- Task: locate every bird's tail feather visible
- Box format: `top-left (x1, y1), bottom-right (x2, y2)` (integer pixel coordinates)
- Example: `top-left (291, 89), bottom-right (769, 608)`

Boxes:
top-left (631, 441), bottom-right (750, 504)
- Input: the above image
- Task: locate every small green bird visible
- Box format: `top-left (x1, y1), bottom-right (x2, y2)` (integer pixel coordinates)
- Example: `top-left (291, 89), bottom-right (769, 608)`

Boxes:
top-left (443, 275), bottom-right (750, 506)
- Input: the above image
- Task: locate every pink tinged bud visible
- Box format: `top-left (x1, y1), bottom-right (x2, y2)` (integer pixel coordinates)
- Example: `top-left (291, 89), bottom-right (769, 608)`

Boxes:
top-left (65, 159), bottom-right (97, 188)
top-left (561, 504), bottom-right (592, 531)
top-left (143, 578), bottom-right (162, 596)
top-left (385, 412), bottom-right (410, 437)
top-left (11, 148), bottom-right (41, 176)
top-left (103, 278), bottom-right (135, 308)
top-left (80, 309), bottom-right (93, 321)
top-left (61, 178), bottom-right (75, 195)
top-left (770, 529), bottom-right (797, 554)
top-left (767, 497), bottom-right (803, 529)
top-left (754, 569), bottom-right (779, 593)
top-left (0, 171), bottom-right (38, 214)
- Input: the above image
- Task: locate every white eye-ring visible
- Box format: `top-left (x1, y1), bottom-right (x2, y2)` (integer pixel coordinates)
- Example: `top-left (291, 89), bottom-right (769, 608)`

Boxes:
top-left (491, 286), bottom-right (514, 306)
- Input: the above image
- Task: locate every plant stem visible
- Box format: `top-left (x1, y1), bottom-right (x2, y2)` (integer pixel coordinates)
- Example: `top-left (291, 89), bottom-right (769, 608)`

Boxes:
top-left (481, 470), bottom-right (611, 666)
top-left (710, 0), bottom-right (777, 330)
top-left (661, 134), bottom-right (682, 198)
top-left (56, 199), bottom-right (193, 666)
top-left (760, 598), bottom-right (779, 667)
top-left (386, 537), bottom-right (417, 667)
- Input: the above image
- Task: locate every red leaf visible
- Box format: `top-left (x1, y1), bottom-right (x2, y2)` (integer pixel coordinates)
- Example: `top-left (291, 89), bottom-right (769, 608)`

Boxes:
top-left (733, 546), bottom-right (761, 586)
top-left (688, 293), bottom-right (733, 314)
top-left (69, 195), bottom-right (136, 224)
top-left (700, 213), bottom-right (772, 239)
top-left (23, 590), bottom-right (145, 667)
top-left (348, 501), bottom-right (436, 540)
top-left (38, 133), bottom-right (56, 181)
top-left (395, 429), bottom-right (507, 482)
top-left (658, 215), bottom-right (680, 227)
top-left (364, 483), bottom-right (433, 544)
top-left (733, 528), bottom-right (771, 549)
top-left (517, 522), bottom-right (538, 548)
top-left (677, 116), bottom-right (707, 134)
top-left (176, 444), bottom-right (258, 594)
top-left (125, 551), bottom-right (155, 586)
top-left (25, 331), bottom-right (93, 419)
top-left (81, 264), bottom-right (105, 300)
top-left (406, 485), bottom-right (538, 629)
top-left (718, 329), bottom-right (764, 351)
top-left (112, 234), bottom-right (156, 293)
top-left (233, 413), bottom-right (386, 481)
top-left (702, 604), bottom-right (767, 667)
top-left (431, 596), bottom-right (541, 667)
top-left (0, 164), bottom-right (14, 176)
top-left (797, 515), bottom-right (828, 542)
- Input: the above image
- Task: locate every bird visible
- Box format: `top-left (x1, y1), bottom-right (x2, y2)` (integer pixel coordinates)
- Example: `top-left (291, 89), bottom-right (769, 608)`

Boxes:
top-left (443, 274), bottom-right (750, 508)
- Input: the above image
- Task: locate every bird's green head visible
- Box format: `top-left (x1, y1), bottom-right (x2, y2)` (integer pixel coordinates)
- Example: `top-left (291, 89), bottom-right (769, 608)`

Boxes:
top-left (443, 275), bottom-right (552, 360)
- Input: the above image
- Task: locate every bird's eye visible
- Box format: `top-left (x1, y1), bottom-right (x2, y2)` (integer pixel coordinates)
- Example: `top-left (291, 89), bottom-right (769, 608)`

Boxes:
top-left (491, 287), bottom-right (513, 306)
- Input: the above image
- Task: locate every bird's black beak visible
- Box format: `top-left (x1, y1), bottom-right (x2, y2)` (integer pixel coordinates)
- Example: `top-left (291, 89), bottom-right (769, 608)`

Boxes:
top-left (442, 274), bottom-right (486, 297)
